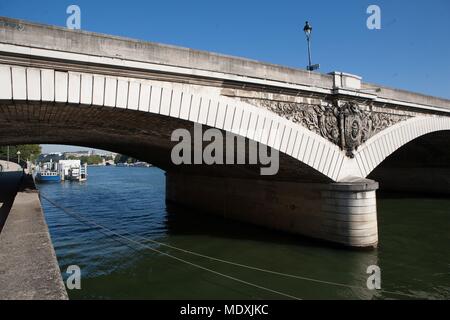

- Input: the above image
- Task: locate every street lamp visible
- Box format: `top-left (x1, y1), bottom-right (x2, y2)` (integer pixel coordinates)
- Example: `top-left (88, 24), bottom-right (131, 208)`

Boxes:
top-left (17, 150), bottom-right (21, 164)
top-left (303, 21), bottom-right (319, 71)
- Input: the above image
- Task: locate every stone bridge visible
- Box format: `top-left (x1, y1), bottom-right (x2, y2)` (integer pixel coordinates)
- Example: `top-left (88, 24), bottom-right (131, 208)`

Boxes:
top-left (1, 17), bottom-right (449, 247)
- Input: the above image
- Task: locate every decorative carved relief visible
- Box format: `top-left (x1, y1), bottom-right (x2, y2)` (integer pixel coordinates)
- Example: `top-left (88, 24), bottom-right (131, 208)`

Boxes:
top-left (241, 98), bottom-right (410, 157)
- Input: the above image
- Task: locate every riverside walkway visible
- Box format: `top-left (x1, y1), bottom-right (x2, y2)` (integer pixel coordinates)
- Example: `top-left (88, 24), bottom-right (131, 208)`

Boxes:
top-left (0, 168), bottom-right (67, 300)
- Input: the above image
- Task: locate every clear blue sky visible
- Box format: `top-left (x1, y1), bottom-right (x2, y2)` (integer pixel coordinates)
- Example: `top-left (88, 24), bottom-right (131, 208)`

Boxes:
top-left (1, 0), bottom-right (449, 152)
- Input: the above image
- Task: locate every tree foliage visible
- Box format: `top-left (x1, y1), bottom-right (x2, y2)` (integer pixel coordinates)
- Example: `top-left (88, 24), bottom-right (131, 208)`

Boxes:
top-left (79, 155), bottom-right (103, 165)
top-left (0, 145), bottom-right (41, 162)
top-left (114, 154), bottom-right (136, 164)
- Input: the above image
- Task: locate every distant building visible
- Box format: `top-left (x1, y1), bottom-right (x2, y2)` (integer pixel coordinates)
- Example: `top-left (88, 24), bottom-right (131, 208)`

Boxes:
top-left (63, 150), bottom-right (91, 158)
top-left (93, 151), bottom-right (117, 158)
top-left (38, 153), bottom-right (62, 163)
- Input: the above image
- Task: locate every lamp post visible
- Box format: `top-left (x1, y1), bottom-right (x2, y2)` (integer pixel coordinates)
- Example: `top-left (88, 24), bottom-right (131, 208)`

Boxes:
top-left (17, 150), bottom-right (21, 165)
top-left (303, 21), bottom-right (319, 71)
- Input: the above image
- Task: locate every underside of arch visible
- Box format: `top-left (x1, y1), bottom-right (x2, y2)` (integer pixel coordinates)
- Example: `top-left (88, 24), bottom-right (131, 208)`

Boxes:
top-left (0, 64), bottom-right (346, 181)
top-left (353, 116), bottom-right (450, 178)
top-left (368, 130), bottom-right (450, 195)
top-left (0, 101), bottom-right (333, 182)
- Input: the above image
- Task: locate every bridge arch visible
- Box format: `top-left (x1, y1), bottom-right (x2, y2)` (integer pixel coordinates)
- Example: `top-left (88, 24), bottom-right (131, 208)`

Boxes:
top-left (353, 116), bottom-right (450, 178)
top-left (0, 64), bottom-right (344, 181)
top-left (3, 63), bottom-right (448, 247)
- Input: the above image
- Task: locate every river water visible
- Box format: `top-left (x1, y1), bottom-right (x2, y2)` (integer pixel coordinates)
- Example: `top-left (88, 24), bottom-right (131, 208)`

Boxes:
top-left (37, 166), bottom-right (449, 299)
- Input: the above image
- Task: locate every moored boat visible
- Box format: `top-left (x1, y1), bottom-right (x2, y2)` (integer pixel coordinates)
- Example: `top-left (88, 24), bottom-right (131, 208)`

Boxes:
top-left (35, 171), bottom-right (61, 182)
top-left (35, 160), bottom-right (61, 183)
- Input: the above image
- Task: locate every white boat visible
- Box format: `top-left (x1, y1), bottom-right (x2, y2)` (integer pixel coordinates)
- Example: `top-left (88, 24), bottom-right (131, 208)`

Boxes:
top-left (59, 159), bottom-right (87, 181)
top-left (35, 161), bottom-right (60, 182)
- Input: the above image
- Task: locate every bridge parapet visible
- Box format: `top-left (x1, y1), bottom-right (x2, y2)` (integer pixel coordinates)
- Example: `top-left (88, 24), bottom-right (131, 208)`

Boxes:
top-left (1, 16), bottom-right (450, 112)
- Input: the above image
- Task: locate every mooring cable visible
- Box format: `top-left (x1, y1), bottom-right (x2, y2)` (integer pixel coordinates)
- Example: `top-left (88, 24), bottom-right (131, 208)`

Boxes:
top-left (41, 193), bottom-right (302, 300)
top-left (108, 225), bottom-right (423, 299)
top-left (41, 193), bottom-right (421, 299)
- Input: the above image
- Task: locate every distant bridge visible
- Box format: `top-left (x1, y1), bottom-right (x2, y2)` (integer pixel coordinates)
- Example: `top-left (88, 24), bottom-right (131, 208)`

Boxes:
top-left (1, 17), bottom-right (449, 247)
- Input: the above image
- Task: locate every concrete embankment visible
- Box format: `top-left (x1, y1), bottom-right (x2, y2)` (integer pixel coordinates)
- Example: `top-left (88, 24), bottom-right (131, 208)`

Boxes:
top-left (0, 172), bottom-right (68, 300)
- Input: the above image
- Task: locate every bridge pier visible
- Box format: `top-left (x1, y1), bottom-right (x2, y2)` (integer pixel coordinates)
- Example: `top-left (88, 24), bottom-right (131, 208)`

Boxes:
top-left (166, 172), bottom-right (379, 248)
